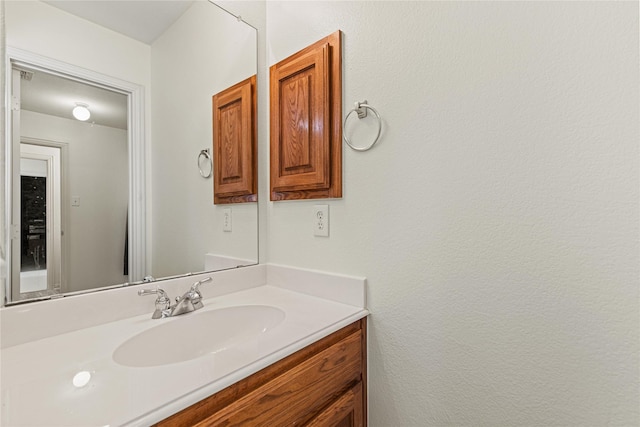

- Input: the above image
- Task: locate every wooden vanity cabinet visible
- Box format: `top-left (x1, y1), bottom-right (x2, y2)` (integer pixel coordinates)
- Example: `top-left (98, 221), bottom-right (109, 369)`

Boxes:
top-left (155, 319), bottom-right (367, 427)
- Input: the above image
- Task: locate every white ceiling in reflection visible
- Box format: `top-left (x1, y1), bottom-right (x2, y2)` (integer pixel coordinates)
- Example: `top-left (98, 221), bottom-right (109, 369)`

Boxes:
top-left (19, 69), bottom-right (128, 130)
top-left (43, 0), bottom-right (195, 44)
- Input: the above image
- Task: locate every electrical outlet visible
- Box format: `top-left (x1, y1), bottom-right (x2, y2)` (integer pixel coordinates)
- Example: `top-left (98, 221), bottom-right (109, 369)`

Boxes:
top-left (223, 208), bottom-right (232, 232)
top-left (313, 205), bottom-right (329, 237)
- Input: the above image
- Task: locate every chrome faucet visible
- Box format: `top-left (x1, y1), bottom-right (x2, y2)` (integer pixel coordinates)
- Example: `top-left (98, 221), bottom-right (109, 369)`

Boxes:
top-left (138, 287), bottom-right (172, 319)
top-left (171, 277), bottom-right (212, 316)
top-left (138, 277), bottom-right (213, 319)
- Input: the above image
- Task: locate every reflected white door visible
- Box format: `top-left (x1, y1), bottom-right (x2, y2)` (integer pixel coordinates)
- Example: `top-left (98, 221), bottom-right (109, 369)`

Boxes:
top-left (11, 144), bottom-right (63, 300)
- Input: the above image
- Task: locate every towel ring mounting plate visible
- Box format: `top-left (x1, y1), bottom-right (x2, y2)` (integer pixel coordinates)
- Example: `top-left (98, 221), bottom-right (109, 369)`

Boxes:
top-left (343, 101), bottom-right (382, 152)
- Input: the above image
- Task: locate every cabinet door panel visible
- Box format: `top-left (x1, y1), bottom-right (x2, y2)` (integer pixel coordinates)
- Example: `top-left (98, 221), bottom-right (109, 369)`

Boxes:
top-left (271, 44), bottom-right (329, 192)
top-left (307, 382), bottom-right (364, 427)
top-left (212, 75), bottom-right (257, 204)
top-left (270, 31), bottom-right (342, 201)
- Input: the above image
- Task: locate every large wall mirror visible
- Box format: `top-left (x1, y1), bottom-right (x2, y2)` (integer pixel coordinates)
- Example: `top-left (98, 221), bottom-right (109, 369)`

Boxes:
top-left (2, 0), bottom-right (258, 304)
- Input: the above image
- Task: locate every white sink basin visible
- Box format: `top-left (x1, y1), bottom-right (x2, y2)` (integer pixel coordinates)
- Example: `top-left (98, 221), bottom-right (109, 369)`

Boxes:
top-left (113, 305), bottom-right (285, 367)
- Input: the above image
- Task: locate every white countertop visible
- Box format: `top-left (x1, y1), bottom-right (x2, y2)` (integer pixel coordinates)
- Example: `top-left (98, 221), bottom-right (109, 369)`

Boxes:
top-left (0, 265), bottom-right (368, 426)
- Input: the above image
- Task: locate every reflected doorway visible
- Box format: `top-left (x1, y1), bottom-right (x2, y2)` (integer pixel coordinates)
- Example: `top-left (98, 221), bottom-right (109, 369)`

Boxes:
top-left (5, 49), bottom-right (146, 305)
top-left (14, 143), bottom-right (64, 300)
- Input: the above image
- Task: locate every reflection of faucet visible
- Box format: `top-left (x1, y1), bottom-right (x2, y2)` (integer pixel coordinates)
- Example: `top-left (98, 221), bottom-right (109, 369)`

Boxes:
top-left (138, 287), bottom-right (171, 319)
top-left (171, 277), bottom-right (212, 316)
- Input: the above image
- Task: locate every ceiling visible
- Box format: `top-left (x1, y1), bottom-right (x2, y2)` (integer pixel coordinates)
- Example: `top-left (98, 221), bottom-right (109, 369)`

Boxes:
top-left (18, 1), bottom-right (196, 129)
top-left (43, 1), bottom-right (195, 45)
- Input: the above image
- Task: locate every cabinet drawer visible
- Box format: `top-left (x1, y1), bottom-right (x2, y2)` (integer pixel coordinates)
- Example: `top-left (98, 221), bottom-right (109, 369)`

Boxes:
top-left (196, 330), bottom-right (362, 426)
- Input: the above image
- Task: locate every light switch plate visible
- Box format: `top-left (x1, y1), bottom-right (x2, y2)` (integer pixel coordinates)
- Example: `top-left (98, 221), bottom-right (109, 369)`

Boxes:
top-left (223, 208), bottom-right (232, 232)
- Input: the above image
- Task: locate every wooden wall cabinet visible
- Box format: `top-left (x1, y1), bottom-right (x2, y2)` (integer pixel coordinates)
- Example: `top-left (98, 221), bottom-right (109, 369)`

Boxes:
top-left (270, 31), bottom-right (342, 201)
top-left (212, 75), bottom-right (257, 204)
top-left (155, 318), bottom-right (367, 427)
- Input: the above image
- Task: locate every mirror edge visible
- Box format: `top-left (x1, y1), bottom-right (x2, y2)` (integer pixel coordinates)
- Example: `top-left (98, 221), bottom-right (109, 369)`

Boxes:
top-left (1, 0), bottom-right (7, 305)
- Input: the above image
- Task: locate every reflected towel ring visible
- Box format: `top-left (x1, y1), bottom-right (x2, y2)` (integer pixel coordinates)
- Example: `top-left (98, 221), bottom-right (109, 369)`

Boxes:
top-left (343, 100), bottom-right (382, 152)
top-left (198, 149), bottom-right (212, 178)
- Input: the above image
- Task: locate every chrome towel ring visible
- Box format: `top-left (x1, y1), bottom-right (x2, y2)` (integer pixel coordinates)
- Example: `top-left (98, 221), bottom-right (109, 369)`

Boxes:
top-left (343, 100), bottom-right (382, 152)
top-left (198, 148), bottom-right (212, 178)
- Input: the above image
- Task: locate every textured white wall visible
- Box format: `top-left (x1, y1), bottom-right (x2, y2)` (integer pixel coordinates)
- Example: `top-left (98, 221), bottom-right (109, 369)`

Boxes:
top-left (21, 111), bottom-right (128, 291)
top-left (150, 1), bottom-right (258, 278)
top-left (266, 2), bottom-right (639, 425)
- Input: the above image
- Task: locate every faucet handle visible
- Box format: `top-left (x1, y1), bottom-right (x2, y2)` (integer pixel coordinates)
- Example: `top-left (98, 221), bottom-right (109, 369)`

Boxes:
top-left (138, 287), bottom-right (171, 319)
top-left (191, 277), bottom-right (212, 293)
top-left (189, 277), bottom-right (212, 309)
top-left (138, 287), bottom-right (169, 301)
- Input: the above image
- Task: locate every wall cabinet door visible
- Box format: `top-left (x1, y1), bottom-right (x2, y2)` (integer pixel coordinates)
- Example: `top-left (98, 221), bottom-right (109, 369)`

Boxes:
top-left (270, 31), bottom-right (342, 201)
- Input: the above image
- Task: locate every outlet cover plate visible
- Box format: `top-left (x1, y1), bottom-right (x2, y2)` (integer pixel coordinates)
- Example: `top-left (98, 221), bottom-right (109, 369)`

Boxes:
top-left (313, 205), bottom-right (329, 237)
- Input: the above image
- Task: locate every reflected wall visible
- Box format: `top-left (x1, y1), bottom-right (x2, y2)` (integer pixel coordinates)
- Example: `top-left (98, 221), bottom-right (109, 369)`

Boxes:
top-left (151, 2), bottom-right (258, 278)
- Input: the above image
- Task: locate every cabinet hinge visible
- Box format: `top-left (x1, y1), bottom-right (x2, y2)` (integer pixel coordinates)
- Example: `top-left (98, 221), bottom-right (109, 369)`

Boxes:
top-left (11, 95), bottom-right (20, 111)
top-left (10, 224), bottom-right (20, 240)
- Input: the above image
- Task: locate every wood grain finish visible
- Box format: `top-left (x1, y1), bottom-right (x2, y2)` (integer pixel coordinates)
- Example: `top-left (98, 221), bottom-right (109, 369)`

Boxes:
top-left (270, 31), bottom-right (342, 201)
top-left (212, 75), bottom-right (257, 204)
top-left (154, 319), bottom-right (366, 427)
top-left (307, 382), bottom-right (364, 427)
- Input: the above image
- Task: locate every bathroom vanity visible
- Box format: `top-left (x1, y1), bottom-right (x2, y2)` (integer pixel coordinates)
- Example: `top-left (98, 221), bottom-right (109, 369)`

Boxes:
top-left (0, 265), bottom-right (368, 426)
top-left (157, 319), bottom-right (366, 426)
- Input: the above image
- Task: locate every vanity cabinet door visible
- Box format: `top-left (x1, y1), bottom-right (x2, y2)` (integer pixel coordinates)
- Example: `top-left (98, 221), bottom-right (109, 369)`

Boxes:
top-left (307, 382), bottom-right (364, 427)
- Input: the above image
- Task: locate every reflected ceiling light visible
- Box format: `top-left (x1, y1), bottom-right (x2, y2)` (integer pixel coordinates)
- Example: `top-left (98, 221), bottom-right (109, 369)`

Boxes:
top-left (72, 103), bottom-right (91, 121)
top-left (72, 370), bottom-right (92, 388)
